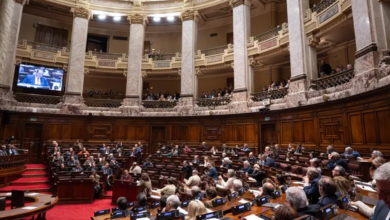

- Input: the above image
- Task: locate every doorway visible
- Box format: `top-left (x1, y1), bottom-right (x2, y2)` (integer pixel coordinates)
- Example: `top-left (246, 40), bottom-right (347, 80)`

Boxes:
top-left (260, 123), bottom-right (277, 154)
top-left (150, 126), bottom-right (166, 155)
top-left (22, 123), bottom-right (43, 163)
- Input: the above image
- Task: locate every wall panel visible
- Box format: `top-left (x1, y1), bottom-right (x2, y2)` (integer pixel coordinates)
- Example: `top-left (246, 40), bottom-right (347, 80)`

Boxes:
top-left (363, 112), bottom-right (377, 145)
top-left (61, 124), bottom-right (72, 140)
top-left (280, 122), bottom-right (292, 144)
top-left (349, 114), bottom-right (364, 144)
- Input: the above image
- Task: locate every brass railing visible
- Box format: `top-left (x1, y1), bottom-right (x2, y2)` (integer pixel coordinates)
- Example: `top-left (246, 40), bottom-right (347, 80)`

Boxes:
top-left (142, 100), bottom-right (178, 108)
top-left (84, 98), bottom-right (122, 108)
top-left (93, 52), bottom-right (123, 60)
top-left (312, 0), bottom-right (337, 13)
top-left (251, 89), bottom-right (288, 102)
top-left (195, 97), bottom-right (231, 107)
top-left (254, 26), bottom-right (282, 42)
top-left (202, 45), bottom-right (228, 56)
top-left (27, 41), bottom-right (64, 53)
top-left (311, 69), bottom-right (355, 90)
top-left (14, 93), bottom-right (62, 105)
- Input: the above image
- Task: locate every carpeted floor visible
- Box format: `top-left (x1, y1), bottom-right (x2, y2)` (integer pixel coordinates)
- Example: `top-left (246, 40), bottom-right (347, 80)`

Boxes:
top-left (12, 177), bottom-right (48, 183)
top-left (0, 184), bottom-right (51, 192)
top-left (26, 164), bottom-right (46, 169)
top-left (46, 199), bottom-right (116, 220)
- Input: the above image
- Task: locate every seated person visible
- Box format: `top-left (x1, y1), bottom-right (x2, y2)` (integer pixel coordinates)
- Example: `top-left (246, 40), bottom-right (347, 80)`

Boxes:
top-left (191, 186), bottom-right (203, 200)
top-left (286, 151), bottom-right (295, 162)
top-left (57, 163), bottom-right (68, 172)
top-left (333, 176), bottom-right (350, 197)
top-left (120, 169), bottom-right (132, 182)
top-left (83, 156), bottom-right (94, 166)
top-left (366, 162), bottom-right (390, 220)
top-left (142, 158), bottom-right (153, 168)
top-left (106, 153), bottom-right (115, 162)
top-left (102, 163), bottom-right (113, 175)
top-left (303, 167), bottom-right (321, 204)
top-left (164, 148), bottom-right (178, 157)
top-left (239, 160), bottom-right (254, 174)
top-left (71, 162), bottom-right (84, 173)
top-left (206, 163), bottom-right (218, 180)
top-left (309, 158), bottom-right (322, 174)
top-left (209, 146), bottom-right (218, 155)
top-left (218, 169), bottom-right (236, 192)
top-left (317, 176), bottom-right (338, 207)
top-left (52, 152), bottom-right (64, 166)
top-left (22, 69), bottom-right (49, 87)
top-left (114, 197), bottom-right (133, 216)
top-left (109, 158), bottom-right (118, 167)
top-left (181, 161), bottom-right (193, 179)
top-left (137, 192), bottom-right (147, 207)
top-left (287, 143), bottom-right (295, 152)
top-left (273, 205), bottom-right (299, 219)
top-left (286, 187), bottom-right (317, 217)
top-left (249, 164), bottom-right (265, 187)
top-left (129, 162), bottom-right (142, 174)
top-left (185, 170), bottom-right (201, 187)
top-left (253, 182), bottom-right (275, 197)
top-left (260, 154), bottom-right (277, 168)
top-left (87, 162), bottom-right (100, 172)
top-left (221, 157), bottom-right (233, 169)
top-left (332, 165), bottom-right (346, 177)
top-left (161, 195), bottom-right (185, 217)
top-left (232, 179), bottom-right (243, 193)
top-left (247, 152), bottom-right (257, 164)
top-left (204, 187), bottom-right (222, 208)
top-left (294, 144), bottom-right (304, 154)
top-left (320, 145), bottom-right (338, 157)
top-left (90, 171), bottom-right (100, 195)
top-left (101, 145), bottom-right (111, 155)
top-left (275, 174), bottom-right (288, 191)
top-left (186, 200), bottom-right (207, 220)
top-left (358, 150), bottom-right (383, 162)
top-left (327, 152), bottom-right (350, 174)
top-left (242, 144), bottom-right (250, 151)
top-left (78, 147), bottom-right (90, 157)
top-left (182, 145), bottom-right (192, 153)
top-left (190, 155), bottom-right (200, 165)
top-left (343, 146), bottom-right (361, 158)
top-left (160, 178), bottom-right (176, 196)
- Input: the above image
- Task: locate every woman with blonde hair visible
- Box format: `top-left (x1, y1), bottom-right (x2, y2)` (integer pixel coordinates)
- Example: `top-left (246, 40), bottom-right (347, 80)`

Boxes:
top-left (333, 176), bottom-right (350, 197)
top-left (185, 200), bottom-right (207, 220)
top-left (139, 173), bottom-right (152, 195)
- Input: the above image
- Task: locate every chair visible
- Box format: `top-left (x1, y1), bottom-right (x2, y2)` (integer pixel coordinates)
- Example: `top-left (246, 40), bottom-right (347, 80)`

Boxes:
top-left (298, 157), bottom-right (309, 163)
top-left (348, 163), bottom-right (362, 178)
top-left (301, 167), bottom-right (308, 175)
top-left (279, 155), bottom-right (286, 160)
top-left (279, 163), bottom-right (291, 172)
top-left (291, 166), bottom-right (301, 175)
top-left (11, 190), bottom-right (24, 209)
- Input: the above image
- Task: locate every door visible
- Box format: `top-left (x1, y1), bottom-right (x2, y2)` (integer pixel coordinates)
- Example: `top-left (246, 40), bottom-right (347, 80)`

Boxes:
top-left (23, 123), bottom-right (43, 163)
top-left (260, 123), bottom-right (277, 154)
top-left (150, 126), bottom-right (166, 155)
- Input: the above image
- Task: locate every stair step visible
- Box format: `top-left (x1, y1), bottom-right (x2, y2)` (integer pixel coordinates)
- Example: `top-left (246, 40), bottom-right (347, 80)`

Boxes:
top-left (11, 177), bottom-right (49, 186)
top-left (26, 168), bottom-right (46, 171)
top-left (0, 184), bottom-right (51, 193)
top-left (22, 171), bottom-right (47, 178)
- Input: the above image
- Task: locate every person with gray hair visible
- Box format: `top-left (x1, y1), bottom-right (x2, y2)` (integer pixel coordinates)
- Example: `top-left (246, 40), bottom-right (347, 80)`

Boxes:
top-left (162, 195), bottom-right (184, 216)
top-left (332, 165), bottom-right (345, 177)
top-left (218, 169), bottom-right (236, 192)
top-left (239, 160), bottom-right (254, 174)
top-left (326, 152), bottom-right (350, 174)
top-left (321, 145), bottom-right (338, 157)
top-left (221, 157), bottom-right (233, 169)
top-left (303, 167), bottom-right (321, 204)
top-left (185, 169), bottom-right (201, 187)
top-left (247, 152), bottom-right (258, 164)
top-left (343, 146), bottom-right (361, 158)
top-left (206, 162), bottom-right (218, 180)
top-left (286, 187), bottom-right (317, 217)
top-left (233, 179), bottom-right (243, 192)
top-left (358, 150), bottom-right (383, 161)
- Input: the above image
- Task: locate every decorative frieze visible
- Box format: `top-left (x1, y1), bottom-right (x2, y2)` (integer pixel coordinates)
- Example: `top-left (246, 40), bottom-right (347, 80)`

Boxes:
top-left (180, 10), bottom-right (199, 22)
top-left (70, 7), bottom-right (92, 20)
top-left (128, 13), bottom-right (146, 24)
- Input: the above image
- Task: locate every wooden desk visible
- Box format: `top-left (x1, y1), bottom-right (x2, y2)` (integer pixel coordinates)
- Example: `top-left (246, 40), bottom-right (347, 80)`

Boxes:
top-left (0, 155), bottom-right (28, 188)
top-left (56, 178), bottom-right (94, 204)
top-left (0, 192), bottom-right (58, 220)
top-left (111, 180), bottom-right (142, 205)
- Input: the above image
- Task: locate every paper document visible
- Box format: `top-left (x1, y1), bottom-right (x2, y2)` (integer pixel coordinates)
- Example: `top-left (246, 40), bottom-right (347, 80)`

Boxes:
top-left (206, 208), bottom-right (213, 213)
top-left (248, 177), bottom-right (256, 181)
top-left (238, 199), bottom-right (251, 204)
top-left (298, 186), bottom-right (304, 189)
top-left (150, 195), bottom-right (161, 199)
top-left (216, 184), bottom-right (226, 189)
top-left (249, 190), bottom-right (261, 194)
top-left (137, 218), bottom-right (150, 220)
top-left (27, 193), bottom-right (39, 196)
top-left (22, 206), bottom-right (38, 210)
top-left (244, 214), bottom-right (266, 220)
top-left (151, 189), bottom-right (159, 193)
top-left (356, 184), bottom-right (376, 192)
top-left (5, 193), bottom-right (11, 195)
top-left (292, 182), bottom-right (304, 185)
top-left (178, 207), bottom-right (188, 215)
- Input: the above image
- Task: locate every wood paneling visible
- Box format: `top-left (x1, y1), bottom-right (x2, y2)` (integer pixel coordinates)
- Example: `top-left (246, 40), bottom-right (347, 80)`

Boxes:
top-left (280, 122), bottom-right (292, 144)
top-left (349, 114), bottom-right (364, 144)
top-left (377, 110), bottom-right (390, 144)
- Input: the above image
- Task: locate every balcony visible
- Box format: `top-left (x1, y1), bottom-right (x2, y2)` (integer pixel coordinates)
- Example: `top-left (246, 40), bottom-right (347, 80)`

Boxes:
top-left (310, 69), bottom-right (355, 90)
top-left (251, 89), bottom-right (288, 102)
top-left (142, 100), bottom-right (178, 108)
top-left (14, 93), bottom-right (62, 105)
top-left (195, 97), bottom-right (231, 108)
top-left (254, 26), bottom-right (282, 43)
top-left (312, 0), bottom-right (338, 13)
top-left (201, 45), bottom-right (228, 56)
top-left (84, 98), bottom-right (122, 108)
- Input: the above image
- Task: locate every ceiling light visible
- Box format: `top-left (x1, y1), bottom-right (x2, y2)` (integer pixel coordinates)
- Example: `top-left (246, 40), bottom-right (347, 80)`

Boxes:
top-left (153, 17), bottom-right (161, 22)
top-left (167, 16), bottom-right (175, 21)
top-left (98, 14), bottom-right (107, 20)
top-left (113, 16), bottom-right (121, 21)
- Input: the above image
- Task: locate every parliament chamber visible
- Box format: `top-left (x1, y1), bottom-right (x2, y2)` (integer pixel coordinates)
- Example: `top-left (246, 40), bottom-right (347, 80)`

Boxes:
top-left (0, 0), bottom-right (390, 219)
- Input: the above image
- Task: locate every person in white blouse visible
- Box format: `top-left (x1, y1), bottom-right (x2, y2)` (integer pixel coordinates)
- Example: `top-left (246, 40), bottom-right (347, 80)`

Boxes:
top-left (218, 169), bottom-right (236, 193)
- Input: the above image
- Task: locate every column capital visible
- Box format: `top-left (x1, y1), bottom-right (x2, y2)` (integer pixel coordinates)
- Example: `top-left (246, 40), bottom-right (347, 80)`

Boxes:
top-left (307, 33), bottom-right (319, 47)
top-left (127, 13), bottom-right (147, 25)
top-left (70, 7), bottom-right (92, 20)
top-left (14, 0), bottom-right (29, 5)
top-left (229, 0), bottom-right (251, 8)
top-left (180, 10), bottom-right (199, 22)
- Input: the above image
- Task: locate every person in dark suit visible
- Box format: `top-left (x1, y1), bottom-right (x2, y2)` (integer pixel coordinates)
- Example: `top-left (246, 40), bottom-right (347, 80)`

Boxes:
top-left (191, 155), bottom-right (200, 165)
top-left (142, 158), bottom-right (153, 168)
top-left (247, 152), bottom-right (257, 164)
top-left (57, 163), bottom-right (68, 172)
top-left (206, 163), bottom-right (218, 180)
top-left (87, 163), bottom-right (100, 172)
top-left (239, 161), bottom-right (254, 174)
top-left (286, 187), bottom-right (318, 217)
top-left (319, 59), bottom-right (332, 77)
top-left (102, 146), bottom-right (112, 155)
top-left (249, 164), bottom-right (265, 187)
top-left (317, 176), bottom-right (338, 207)
top-left (326, 152), bottom-right (350, 174)
top-left (260, 154), bottom-right (277, 168)
top-left (221, 157), bottom-right (233, 169)
top-left (303, 167), bottom-right (321, 204)
top-left (369, 162), bottom-right (390, 220)
top-left (71, 162), bottom-right (84, 173)
top-left (181, 161), bottom-right (193, 179)
top-left (102, 163), bottom-right (113, 175)
top-left (114, 197), bottom-right (133, 217)
top-left (22, 69), bottom-right (50, 87)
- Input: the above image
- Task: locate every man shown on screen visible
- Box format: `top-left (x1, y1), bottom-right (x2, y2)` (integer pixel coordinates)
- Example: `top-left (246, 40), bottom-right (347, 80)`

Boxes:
top-left (22, 69), bottom-right (49, 87)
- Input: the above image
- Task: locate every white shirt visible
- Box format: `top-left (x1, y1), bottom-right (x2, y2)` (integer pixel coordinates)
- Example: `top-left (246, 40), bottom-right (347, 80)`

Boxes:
top-left (34, 76), bottom-right (41, 85)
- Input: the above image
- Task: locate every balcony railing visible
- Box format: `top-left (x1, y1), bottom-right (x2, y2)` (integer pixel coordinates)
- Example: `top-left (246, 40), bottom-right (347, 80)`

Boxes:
top-left (14, 93), bottom-right (62, 105)
top-left (84, 98), bottom-right (122, 108)
top-left (27, 41), bottom-right (64, 53)
top-left (93, 52), bottom-right (123, 60)
top-left (195, 97), bottom-right (231, 107)
top-left (142, 100), bottom-right (178, 108)
top-left (311, 69), bottom-right (355, 90)
top-left (251, 89), bottom-right (288, 102)
top-left (312, 0), bottom-right (337, 13)
top-left (254, 26), bottom-right (282, 42)
top-left (202, 45), bottom-right (228, 56)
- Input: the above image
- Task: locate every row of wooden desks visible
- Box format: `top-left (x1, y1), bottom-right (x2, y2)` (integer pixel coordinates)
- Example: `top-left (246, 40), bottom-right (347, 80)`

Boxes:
top-left (0, 192), bottom-right (58, 220)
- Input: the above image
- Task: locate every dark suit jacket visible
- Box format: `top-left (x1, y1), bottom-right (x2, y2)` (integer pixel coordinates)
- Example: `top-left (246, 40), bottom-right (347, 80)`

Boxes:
top-left (222, 163), bottom-right (233, 169)
top-left (207, 167), bottom-right (218, 180)
top-left (249, 170), bottom-right (265, 187)
top-left (182, 165), bottom-right (193, 179)
top-left (22, 75), bottom-right (49, 87)
top-left (240, 166), bottom-right (254, 174)
top-left (265, 158), bottom-right (277, 168)
top-left (326, 158), bottom-right (350, 173)
top-left (298, 205), bottom-right (319, 217)
top-left (304, 177), bottom-right (321, 204)
top-left (318, 194), bottom-right (338, 207)
top-left (369, 200), bottom-right (390, 220)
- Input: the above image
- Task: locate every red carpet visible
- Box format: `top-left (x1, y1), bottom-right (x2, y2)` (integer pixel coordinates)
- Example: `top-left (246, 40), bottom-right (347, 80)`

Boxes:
top-left (105, 190), bottom-right (113, 196)
top-left (46, 199), bottom-right (116, 220)
top-left (26, 164), bottom-right (46, 169)
top-left (23, 171), bottom-right (46, 175)
top-left (12, 177), bottom-right (48, 182)
top-left (0, 184), bottom-right (51, 192)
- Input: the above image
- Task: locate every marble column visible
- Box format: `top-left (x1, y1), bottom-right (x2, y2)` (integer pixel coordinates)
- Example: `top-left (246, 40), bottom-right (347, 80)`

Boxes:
top-left (351, 0), bottom-right (390, 92)
top-left (230, 0), bottom-right (253, 108)
top-left (121, 14), bottom-right (146, 114)
top-left (63, 7), bottom-right (92, 110)
top-left (178, 10), bottom-right (198, 115)
top-left (285, 0), bottom-right (317, 107)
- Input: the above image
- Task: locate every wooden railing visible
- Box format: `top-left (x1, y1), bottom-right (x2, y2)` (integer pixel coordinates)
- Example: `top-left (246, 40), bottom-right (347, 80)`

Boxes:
top-left (0, 155), bottom-right (27, 170)
top-left (14, 93), bottom-right (62, 105)
top-left (312, 0), bottom-right (337, 13)
top-left (202, 45), bottom-right (228, 56)
top-left (27, 41), bottom-right (64, 53)
top-left (195, 97), bottom-right (231, 107)
top-left (142, 100), bottom-right (178, 108)
top-left (254, 26), bottom-right (282, 42)
top-left (251, 88), bottom-right (288, 102)
top-left (311, 69), bottom-right (355, 90)
top-left (84, 98), bottom-right (122, 108)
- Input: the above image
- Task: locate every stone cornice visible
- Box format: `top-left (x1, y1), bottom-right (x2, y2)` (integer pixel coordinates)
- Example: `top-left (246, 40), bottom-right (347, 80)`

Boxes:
top-left (229, 0), bottom-right (251, 8)
top-left (70, 7), bottom-right (92, 20)
top-left (180, 10), bottom-right (200, 22)
top-left (127, 13), bottom-right (147, 25)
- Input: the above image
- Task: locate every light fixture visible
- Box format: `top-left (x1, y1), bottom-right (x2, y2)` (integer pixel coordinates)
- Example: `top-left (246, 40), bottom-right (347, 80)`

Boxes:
top-left (153, 17), bottom-right (161, 22)
top-left (113, 16), bottom-right (121, 21)
top-left (98, 14), bottom-right (107, 20)
top-left (167, 16), bottom-right (175, 22)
